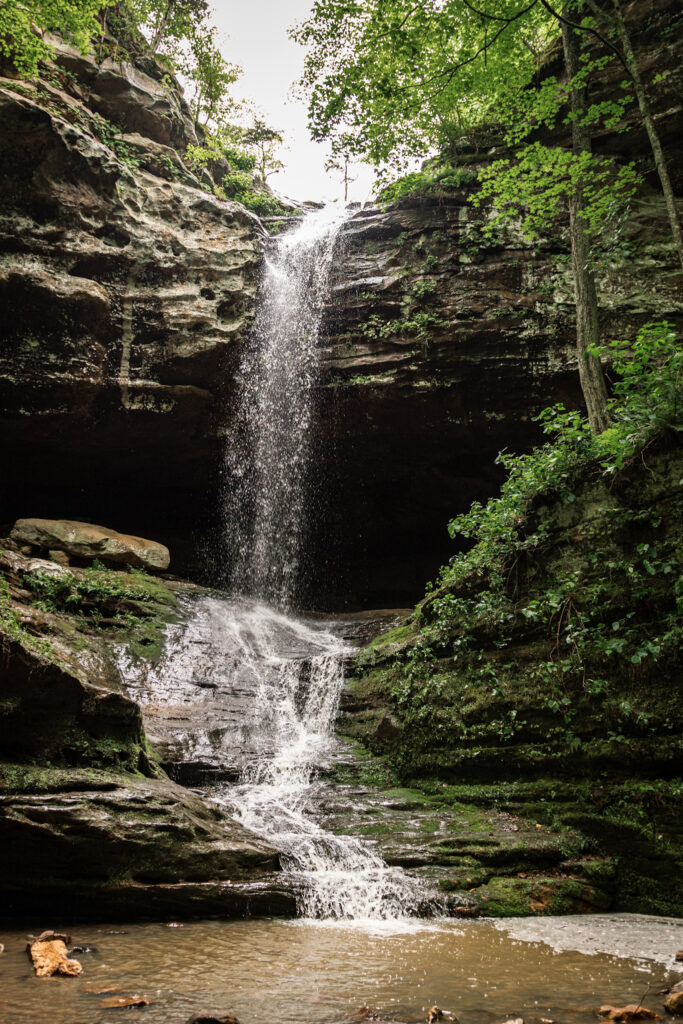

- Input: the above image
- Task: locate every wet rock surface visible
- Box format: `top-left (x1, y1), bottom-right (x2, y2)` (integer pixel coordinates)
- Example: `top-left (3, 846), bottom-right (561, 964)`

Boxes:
top-left (27, 934), bottom-right (82, 976)
top-left (313, 185), bottom-right (683, 607)
top-left (0, 560), bottom-right (291, 921)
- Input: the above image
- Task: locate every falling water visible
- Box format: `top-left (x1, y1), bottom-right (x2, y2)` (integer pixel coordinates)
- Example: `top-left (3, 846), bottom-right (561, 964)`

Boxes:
top-left (224, 204), bottom-right (347, 608)
top-left (206, 600), bottom-right (431, 920)
top-left (163, 206), bottom-right (440, 921)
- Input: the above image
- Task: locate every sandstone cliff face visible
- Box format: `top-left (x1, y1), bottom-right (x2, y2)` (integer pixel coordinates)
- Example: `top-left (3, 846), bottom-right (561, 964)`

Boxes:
top-left (0, 36), bottom-right (262, 572)
top-left (304, 0), bottom-right (683, 608)
top-left (312, 184), bottom-right (682, 607)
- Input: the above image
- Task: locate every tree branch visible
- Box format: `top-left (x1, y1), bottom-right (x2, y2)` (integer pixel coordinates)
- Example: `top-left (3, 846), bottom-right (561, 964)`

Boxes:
top-left (538, 0), bottom-right (632, 76)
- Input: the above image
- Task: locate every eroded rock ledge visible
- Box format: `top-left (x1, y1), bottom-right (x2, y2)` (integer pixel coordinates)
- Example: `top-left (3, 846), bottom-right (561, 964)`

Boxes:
top-left (0, 543), bottom-right (293, 920)
top-left (0, 36), bottom-right (263, 574)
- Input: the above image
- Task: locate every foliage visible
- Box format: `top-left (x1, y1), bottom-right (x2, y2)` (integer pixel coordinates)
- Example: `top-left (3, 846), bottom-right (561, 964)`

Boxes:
top-left (182, 25), bottom-right (241, 127)
top-left (444, 322), bottom-right (680, 576)
top-left (377, 165), bottom-right (478, 204)
top-left (215, 170), bottom-right (292, 217)
top-left (241, 117), bottom-right (285, 181)
top-left (360, 311), bottom-right (444, 346)
top-left (0, 0), bottom-right (102, 77)
top-left (0, 574), bottom-right (51, 655)
top-left (127, 0), bottom-right (210, 55)
top-left (23, 562), bottom-right (174, 615)
top-left (91, 113), bottom-right (141, 170)
top-left (292, 0), bottom-right (555, 170)
top-left (376, 322), bottom-right (680, 749)
top-left (474, 143), bottom-right (639, 242)
top-left (0, 0), bottom-right (292, 221)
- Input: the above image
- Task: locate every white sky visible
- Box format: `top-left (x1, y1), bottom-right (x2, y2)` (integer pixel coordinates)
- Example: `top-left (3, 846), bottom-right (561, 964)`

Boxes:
top-left (210, 0), bottom-right (376, 204)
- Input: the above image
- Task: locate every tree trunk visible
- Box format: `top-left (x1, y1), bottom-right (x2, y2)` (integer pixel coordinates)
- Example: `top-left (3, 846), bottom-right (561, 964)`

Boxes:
top-left (561, 6), bottom-right (611, 434)
top-left (611, 0), bottom-right (683, 271)
top-left (150, 0), bottom-right (174, 54)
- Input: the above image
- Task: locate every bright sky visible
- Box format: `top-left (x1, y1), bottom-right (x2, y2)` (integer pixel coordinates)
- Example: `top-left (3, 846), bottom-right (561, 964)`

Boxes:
top-left (210, 0), bottom-right (376, 204)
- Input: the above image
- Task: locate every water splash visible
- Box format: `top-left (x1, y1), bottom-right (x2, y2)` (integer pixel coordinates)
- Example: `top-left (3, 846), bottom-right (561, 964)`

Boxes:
top-left (224, 204), bottom-right (347, 608)
top-left (205, 601), bottom-right (434, 921)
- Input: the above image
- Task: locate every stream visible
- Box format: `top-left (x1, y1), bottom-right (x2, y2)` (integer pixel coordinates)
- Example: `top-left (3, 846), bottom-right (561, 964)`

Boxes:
top-left (1, 916), bottom-right (682, 1023)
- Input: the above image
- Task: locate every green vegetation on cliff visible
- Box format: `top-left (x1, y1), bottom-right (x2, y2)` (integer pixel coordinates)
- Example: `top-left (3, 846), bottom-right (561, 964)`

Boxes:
top-left (344, 322), bottom-right (683, 915)
top-left (0, 0), bottom-right (294, 219)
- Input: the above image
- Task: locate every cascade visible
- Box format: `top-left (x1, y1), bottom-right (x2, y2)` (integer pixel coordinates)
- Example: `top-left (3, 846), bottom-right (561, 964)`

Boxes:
top-left (220, 206), bottom-right (437, 919)
top-left (126, 207), bottom-right (440, 921)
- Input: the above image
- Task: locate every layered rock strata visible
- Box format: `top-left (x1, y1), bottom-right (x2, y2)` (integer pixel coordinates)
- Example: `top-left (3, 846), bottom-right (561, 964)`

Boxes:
top-left (313, 186), bottom-right (683, 607)
top-left (0, 36), bottom-right (262, 574)
top-left (0, 545), bottom-right (293, 919)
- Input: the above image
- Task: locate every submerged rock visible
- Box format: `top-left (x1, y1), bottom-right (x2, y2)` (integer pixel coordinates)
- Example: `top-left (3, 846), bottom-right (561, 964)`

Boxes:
top-left (187, 1016), bottom-right (241, 1024)
top-left (11, 518), bottom-right (170, 571)
top-left (664, 992), bottom-right (683, 1016)
top-left (100, 995), bottom-right (150, 1009)
top-left (599, 1007), bottom-right (662, 1022)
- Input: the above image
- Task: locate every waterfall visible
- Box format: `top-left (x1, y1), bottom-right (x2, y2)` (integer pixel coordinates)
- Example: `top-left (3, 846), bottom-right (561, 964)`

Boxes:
top-left (206, 600), bottom-right (431, 920)
top-left (121, 207), bottom-right (441, 922)
top-left (224, 204), bottom-right (347, 609)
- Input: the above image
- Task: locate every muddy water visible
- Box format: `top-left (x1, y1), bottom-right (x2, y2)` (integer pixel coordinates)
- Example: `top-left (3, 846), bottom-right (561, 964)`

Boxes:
top-left (2, 916), bottom-right (682, 1024)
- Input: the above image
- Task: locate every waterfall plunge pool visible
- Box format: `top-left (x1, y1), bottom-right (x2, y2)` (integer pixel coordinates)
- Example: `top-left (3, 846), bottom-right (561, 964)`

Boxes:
top-left (1, 915), bottom-right (682, 1024)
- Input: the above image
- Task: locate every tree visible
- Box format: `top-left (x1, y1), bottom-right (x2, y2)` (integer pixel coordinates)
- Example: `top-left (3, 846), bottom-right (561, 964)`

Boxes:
top-left (326, 152), bottom-right (357, 202)
top-left (325, 135), bottom-right (358, 201)
top-left (585, 0), bottom-right (683, 270)
top-left (241, 118), bottom-right (285, 181)
top-left (293, 0), bottom-right (677, 432)
top-left (560, 8), bottom-right (610, 433)
top-left (137, 0), bottom-right (210, 55)
top-left (181, 25), bottom-right (241, 127)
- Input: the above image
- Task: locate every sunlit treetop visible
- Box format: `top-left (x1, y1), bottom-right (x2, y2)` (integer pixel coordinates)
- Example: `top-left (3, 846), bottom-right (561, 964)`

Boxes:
top-left (291, 0), bottom-right (557, 170)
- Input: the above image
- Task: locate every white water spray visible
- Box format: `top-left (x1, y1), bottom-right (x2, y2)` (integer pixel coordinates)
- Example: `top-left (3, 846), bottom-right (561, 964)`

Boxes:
top-left (224, 204), bottom-right (347, 608)
top-left (133, 208), bottom-right (440, 921)
top-left (206, 601), bottom-right (431, 920)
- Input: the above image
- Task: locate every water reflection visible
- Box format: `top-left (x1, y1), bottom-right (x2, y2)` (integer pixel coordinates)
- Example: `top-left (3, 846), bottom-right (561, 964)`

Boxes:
top-left (1, 915), bottom-right (681, 1024)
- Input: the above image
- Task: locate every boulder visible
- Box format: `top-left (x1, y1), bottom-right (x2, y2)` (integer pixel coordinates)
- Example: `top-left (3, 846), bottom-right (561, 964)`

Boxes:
top-left (27, 937), bottom-right (82, 976)
top-left (664, 992), bottom-right (683, 1016)
top-left (11, 519), bottom-right (170, 571)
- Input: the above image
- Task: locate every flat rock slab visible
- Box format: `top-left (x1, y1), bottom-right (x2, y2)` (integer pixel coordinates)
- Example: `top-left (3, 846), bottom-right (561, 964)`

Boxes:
top-left (100, 995), bottom-right (150, 1009)
top-left (11, 518), bottom-right (170, 571)
top-left (28, 938), bottom-right (82, 976)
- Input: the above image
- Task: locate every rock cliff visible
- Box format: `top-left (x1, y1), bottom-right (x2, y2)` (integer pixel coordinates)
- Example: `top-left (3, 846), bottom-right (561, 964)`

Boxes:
top-left (0, 34), bottom-right (262, 575)
top-left (1, 4), bottom-right (681, 604)
top-left (342, 434), bottom-right (683, 916)
top-left (302, 0), bottom-right (683, 607)
top-left (316, 189), bottom-right (682, 610)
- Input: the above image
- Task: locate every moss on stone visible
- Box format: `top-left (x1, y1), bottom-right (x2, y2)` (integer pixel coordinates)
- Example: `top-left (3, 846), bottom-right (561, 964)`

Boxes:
top-left (342, 439), bottom-right (683, 916)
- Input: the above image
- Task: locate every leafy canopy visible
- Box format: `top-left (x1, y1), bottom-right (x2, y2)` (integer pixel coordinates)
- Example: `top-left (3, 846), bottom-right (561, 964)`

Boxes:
top-left (292, 0), bottom-right (555, 170)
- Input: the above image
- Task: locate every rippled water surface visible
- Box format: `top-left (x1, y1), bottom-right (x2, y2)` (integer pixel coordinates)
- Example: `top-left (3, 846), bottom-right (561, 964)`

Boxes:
top-left (2, 915), bottom-right (682, 1024)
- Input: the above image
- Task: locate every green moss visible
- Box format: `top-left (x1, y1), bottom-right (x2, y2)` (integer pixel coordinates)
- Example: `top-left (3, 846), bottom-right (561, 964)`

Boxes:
top-left (343, 432), bottom-right (683, 915)
top-left (472, 875), bottom-right (611, 917)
